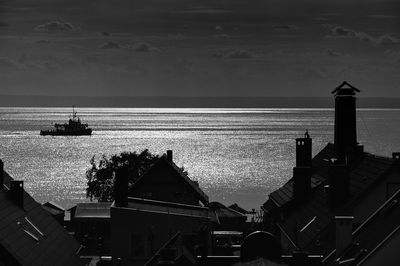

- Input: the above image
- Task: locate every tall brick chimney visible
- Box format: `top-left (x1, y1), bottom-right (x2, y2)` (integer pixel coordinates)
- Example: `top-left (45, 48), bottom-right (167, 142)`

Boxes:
top-left (293, 131), bottom-right (312, 202)
top-left (10, 180), bottom-right (24, 208)
top-left (167, 150), bottom-right (173, 163)
top-left (332, 81), bottom-right (360, 163)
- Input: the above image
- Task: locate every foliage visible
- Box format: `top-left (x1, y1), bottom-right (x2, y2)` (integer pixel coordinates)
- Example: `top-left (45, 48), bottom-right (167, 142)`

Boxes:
top-left (85, 149), bottom-right (160, 202)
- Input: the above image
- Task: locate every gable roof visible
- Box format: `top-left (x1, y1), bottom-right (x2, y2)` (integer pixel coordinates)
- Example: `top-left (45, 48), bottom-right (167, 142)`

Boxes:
top-left (130, 155), bottom-right (209, 205)
top-left (331, 81), bottom-right (360, 94)
top-left (0, 170), bottom-right (82, 266)
top-left (264, 143), bottom-right (396, 253)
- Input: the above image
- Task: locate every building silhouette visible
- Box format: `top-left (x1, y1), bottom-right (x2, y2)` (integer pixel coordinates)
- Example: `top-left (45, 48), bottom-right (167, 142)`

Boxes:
top-left (0, 160), bottom-right (82, 265)
top-left (262, 81), bottom-right (400, 264)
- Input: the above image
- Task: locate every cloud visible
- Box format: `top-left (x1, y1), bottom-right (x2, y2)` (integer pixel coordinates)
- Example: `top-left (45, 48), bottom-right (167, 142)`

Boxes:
top-left (324, 24), bottom-right (400, 45)
top-left (99, 41), bottom-right (121, 49)
top-left (34, 21), bottom-right (79, 32)
top-left (126, 42), bottom-right (159, 52)
top-left (0, 57), bottom-right (21, 69)
top-left (213, 49), bottom-right (255, 59)
top-left (35, 39), bottom-right (51, 44)
top-left (326, 49), bottom-right (341, 57)
top-left (368, 15), bottom-right (398, 19)
top-left (273, 24), bottom-right (299, 30)
top-left (0, 21), bottom-right (8, 27)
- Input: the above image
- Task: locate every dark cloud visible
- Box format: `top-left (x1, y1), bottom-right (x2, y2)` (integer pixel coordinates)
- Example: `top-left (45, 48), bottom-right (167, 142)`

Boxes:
top-left (99, 41), bottom-right (121, 49)
top-left (273, 24), bottom-right (299, 30)
top-left (0, 57), bottom-right (20, 69)
top-left (34, 21), bottom-right (79, 32)
top-left (325, 24), bottom-right (400, 45)
top-left (213, 49), bottom-right (255, 59)
top-left (0, 21), bottom-right (8, 27)
top-left (35, 39), bottom-right (51, 44)
top-left (126, 42), bottom-right (159, 52)
top-left (326, 49), bottom-right (341, 57)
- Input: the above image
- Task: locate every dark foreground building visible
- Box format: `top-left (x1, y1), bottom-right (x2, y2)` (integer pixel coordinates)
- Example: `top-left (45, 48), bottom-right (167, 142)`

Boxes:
top-left (0, 160), bottom-right (82, 266)
top-left (262, 82), bottom-right (400, 264)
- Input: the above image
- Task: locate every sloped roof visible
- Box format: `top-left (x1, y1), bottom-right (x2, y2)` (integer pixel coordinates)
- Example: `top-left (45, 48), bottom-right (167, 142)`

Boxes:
top-left (209, 201), bottom-right (247, 220)
top-left (275, 148), bottom-right (395, 253)
top-left (130, 155), bottom-right (209, 205)
top-left (0, 171), bottom-right (82, 266)
top-left (266, 143), bottom-right (334, 209)
top-left (74, 202), bottom-right (111, 219)
top-left (331, 81), bottom-right (360, 94)
top-left (43, 201), bottom-right (65, 212)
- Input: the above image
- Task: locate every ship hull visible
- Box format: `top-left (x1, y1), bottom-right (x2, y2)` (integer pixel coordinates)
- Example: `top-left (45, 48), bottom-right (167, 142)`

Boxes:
top-left (40, 129), bottom-right (92, 136)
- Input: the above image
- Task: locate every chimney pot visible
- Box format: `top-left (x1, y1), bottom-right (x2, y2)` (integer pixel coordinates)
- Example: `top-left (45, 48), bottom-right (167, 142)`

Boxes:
top-left (166, 150), bottom-right (173, 163)
top-left (9, 180), bottom-right (24, 208)
top-left (335, 216), bottom-right (354, 257)
top-left (296, 134), bottom-right (312, 167)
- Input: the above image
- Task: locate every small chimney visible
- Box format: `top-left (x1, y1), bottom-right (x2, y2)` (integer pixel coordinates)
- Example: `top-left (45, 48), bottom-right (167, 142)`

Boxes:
top-left (293, 166), bottom-right (312, 202)
top-left (0, 159), bottom-right (4, 189)
top-left (332, 81), bottom-right (360, 163)
top-left (114, 167), bottom-right (128, 207)
top-left (329, 164), bottom-right (349, 209)
top-left (296, 131), bottom-right (312, 167)
top-left (9, 180), bottom-right (24, 208)
top-left (335, 216), bottom-right (354, 257)
top-left (166, 150), bottom-right (173, 163)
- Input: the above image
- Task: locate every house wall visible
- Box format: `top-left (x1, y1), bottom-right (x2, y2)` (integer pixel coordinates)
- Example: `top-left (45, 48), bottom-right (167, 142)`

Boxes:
top-left (110, 206), bottom-right (211, 266)
top-left (354, 170), bottom-right (400, 224)
top-left (130, 162), bottom-right (201, 205)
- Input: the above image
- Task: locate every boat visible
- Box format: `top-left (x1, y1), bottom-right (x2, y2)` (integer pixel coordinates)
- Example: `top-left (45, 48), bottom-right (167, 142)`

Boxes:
top-left (40, 106), bottom-right (92, 136)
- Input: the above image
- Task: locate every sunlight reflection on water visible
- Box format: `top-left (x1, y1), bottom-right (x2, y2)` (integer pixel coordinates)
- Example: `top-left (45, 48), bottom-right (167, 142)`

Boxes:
top-left (0, 108), bottom-right (399, 210)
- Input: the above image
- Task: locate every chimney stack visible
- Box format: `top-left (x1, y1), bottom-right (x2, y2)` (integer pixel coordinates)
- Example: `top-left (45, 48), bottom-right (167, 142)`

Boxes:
top-left (166, 150), bottom-right (173, 163)
top-left (293, 167), bottom-right (312, 202)
top-left (335, 216), bottom-right (354, 257)
top-left (9, 180), bottom-right (24, 208)
top-left (296, 131), bottom-right (312, 167)
top-left (114, 167), bottom-right (128, 207)
top-left (329, 164), bottom-right (349, 209)
top-left (0, 159), bottom-right (4, 189)
top-left (293, 132), bottom-right (312, 202)
top-left (332, 81), bottom-right (360, 163)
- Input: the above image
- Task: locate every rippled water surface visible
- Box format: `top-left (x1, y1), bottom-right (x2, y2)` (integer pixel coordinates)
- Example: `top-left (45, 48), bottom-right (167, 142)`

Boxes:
top-left (0, 107), bottom-right (399, 210)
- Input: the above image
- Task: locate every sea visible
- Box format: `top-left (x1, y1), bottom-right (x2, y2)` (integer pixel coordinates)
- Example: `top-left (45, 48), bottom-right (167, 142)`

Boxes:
top-left (0, 107), bottom-right (399, 211)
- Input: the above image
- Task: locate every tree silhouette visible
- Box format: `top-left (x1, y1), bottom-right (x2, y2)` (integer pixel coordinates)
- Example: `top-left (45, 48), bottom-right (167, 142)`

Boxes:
top-left (85, 149), bottom-right (160, 202)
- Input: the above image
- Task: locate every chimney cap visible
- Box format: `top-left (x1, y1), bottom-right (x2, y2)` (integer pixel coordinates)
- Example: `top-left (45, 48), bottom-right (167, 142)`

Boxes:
top-left (331, 81), bottom-right (360, 95)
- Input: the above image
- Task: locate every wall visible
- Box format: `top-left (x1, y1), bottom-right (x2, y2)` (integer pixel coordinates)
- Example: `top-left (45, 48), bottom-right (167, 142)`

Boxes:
top-left (110, 206), bottom-right (211, 266)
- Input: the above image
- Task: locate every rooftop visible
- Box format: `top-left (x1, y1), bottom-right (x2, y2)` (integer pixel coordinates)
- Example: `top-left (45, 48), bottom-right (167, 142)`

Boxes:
top-left (0, 169), bottom-right (82, 266)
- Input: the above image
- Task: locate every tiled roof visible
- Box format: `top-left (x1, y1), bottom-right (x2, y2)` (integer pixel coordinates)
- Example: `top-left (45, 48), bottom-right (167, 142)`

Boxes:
top-left (209, 202), bottom-right (247, 220)
top-left (276, 149), bottom-right (395, 253)
top-left (266, 143), bottom-right (334, 209)
top-left (324, 188), bottom-right (400, 265)
top-left (131, 155), bottom-right (209, 205)
top-left (74, 202), bottom-right (111, 219)
top-left (0, 171), bottom-right (82, 266)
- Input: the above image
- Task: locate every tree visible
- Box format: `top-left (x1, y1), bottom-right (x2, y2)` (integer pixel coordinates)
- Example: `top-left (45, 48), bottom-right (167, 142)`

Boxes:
top-left (85, 149), bottom-right (160, 202)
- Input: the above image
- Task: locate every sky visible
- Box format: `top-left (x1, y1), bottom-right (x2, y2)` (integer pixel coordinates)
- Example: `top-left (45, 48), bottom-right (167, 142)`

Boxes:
top-left (0, 0), bottom-right (399, 97)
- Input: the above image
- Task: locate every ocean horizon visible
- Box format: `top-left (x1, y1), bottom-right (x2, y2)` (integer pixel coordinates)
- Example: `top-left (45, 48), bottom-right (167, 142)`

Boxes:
top-left (1, 107), bottom-right (399, 210)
